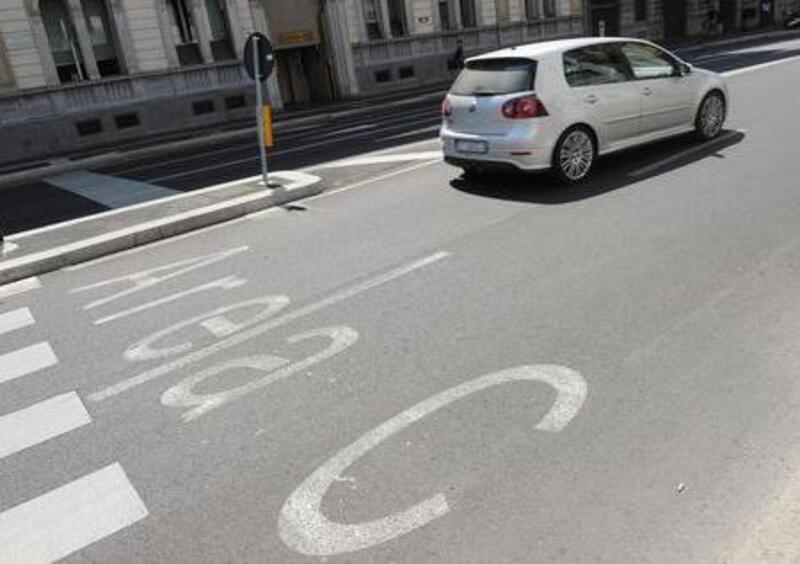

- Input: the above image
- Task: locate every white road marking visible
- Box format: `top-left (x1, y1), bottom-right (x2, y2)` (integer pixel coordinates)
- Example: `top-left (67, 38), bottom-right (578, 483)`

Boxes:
top-left (0, 392), bottom-right (91, 459)
top-left (0, 277), bottom-right (41, 300)
top-left (161, 325), bottom-right (358, 421)
top-left (628, 129), bottom-right (745, 178)
top-left (72, 246), bottom-right (248, 310)
top-left (124, 295), bottom-right (290, 362)
top-left (1, 241), bottom-right (19, 256)
top-left (0, 342), bottom-right (58, 385)
top-left (313, 151), bottom-right (443, 170)
top-left (303, 160), bottom-right (441, 203)
top-left (0, 308), bottom-right (34, 336)
top-left (45, 171), bottom-right (179, 209)
top-left (0, 463), bottom-right (148, 563)
top-left (279, 365), bottom-right (587, 556)
top-left (146, 119), bottom-right (441, 183)
top-left (93, 275), bottom-right (246, 325)
top-left (722, 54), bottom-right (800, 76)
top-left (90, 251), bottom-right (450, 402)
top-left (379, 125), bottom-right (442, 142)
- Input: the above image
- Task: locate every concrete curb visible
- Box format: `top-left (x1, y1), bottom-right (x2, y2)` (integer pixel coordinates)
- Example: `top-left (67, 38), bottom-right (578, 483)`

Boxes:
top-left (0, 176), bottom-right (322, 285)
top-left (0, 90), bottom-right (446, 190)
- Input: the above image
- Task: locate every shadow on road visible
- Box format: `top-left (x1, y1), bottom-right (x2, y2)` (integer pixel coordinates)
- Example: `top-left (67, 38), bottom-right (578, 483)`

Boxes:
top-left (450, 129), bottom-right (746, 205)
top-left (689, 48), bottom-right (800, 73)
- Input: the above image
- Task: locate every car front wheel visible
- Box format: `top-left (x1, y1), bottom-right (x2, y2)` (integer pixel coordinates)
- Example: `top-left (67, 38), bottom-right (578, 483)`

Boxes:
top-left (553, 126), bottom-right (596, 184)
top-left (695, 91), bottom-right (726, 140)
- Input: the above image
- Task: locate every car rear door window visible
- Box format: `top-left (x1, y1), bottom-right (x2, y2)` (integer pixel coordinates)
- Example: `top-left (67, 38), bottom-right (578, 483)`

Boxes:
top-left (563, 44), bottom-right (632, 87)
top-left (450, 58), bottom-right (537, 96)
top-left (620, 42), bottom-right (677, 80)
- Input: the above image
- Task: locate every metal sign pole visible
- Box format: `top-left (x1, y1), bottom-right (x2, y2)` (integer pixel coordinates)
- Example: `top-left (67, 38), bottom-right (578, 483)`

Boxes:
top-left (253, 36), bottom-right (269, 188)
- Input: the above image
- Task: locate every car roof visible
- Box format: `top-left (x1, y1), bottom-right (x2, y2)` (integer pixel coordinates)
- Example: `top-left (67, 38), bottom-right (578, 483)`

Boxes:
top-left (467, 37), bottom-right (650, 62)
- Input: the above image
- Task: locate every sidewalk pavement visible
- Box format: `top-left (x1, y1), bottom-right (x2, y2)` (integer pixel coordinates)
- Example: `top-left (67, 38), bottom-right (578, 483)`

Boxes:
top-left (0, 171), bottom-right (322, 285)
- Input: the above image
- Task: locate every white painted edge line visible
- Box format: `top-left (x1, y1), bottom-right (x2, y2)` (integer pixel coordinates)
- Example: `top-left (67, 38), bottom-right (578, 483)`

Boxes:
top-left (0, 307), bottom-right (34, 337)
top-left (0, 342), bottom-right (58, 385)
top-left (313, 151), bottom-right (443, 170)
top-left (628, 129), bottom-right (746, 178)
top-left (722, 53), bottom-right (800, 76)
top-left (9, 170), bottom-right (318, 242)
top-left (0, 277), bottom-right (41, 300)
top-left (0, 392), bottom-right (91, 460)
top-left (303, 160), bottom-right (441, 204)
top-left (0, 463), bottom-right (148, 563)
top-left (1, 174), bottom-right (320, 276)
top-left (90, 250), bottom-right (451, 401)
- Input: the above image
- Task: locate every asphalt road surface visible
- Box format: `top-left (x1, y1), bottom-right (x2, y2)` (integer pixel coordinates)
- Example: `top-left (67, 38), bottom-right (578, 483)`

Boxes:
top-left (3, 36), bottom-right (800, 563)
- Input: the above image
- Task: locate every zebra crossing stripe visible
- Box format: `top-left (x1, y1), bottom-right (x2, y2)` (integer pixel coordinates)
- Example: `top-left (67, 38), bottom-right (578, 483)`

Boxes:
top-left (0, 392), bottom-right (91, 460)
top-left (0, 342), bottom-right (58, 385)
top-left (0, 308), bottom-right (34, 337)
top-left (0, 463), bottom-right (148, 563)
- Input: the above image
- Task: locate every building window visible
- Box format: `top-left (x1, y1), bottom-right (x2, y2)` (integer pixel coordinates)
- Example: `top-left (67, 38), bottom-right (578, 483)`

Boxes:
top-left (634, 0), bottom-right (647, 21)
top-left (81, 0), bottom-right (121, 76)
top-left (543, 0), bottom-right (556, 17)
top-left (387, 0), bottom-right (407, 36)
top-left (363, 0), bottom-right (384, 40)
top-left (525, 0), bottom-right (540, 20)
top-left (205, 0), bottom-right (234, 60)
top-left (167, 0), bottom-right (202, 64)
top-left (41, 0), bottom-right (88, 83)
top-left (460, 0), bottom-right (477, 27)
top-left (438, 0), bottom-right (453, 29)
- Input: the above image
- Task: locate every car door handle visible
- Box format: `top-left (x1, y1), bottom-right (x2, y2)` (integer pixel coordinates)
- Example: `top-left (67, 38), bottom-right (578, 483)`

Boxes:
top-left (584, 94), bottom-right (598, 104)
top-left (642, 87), bottom-right (653, 96)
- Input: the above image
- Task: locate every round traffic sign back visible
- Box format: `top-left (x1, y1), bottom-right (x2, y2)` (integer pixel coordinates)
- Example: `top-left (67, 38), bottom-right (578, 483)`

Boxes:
top-left (244, 32), bottom-right (275, 82)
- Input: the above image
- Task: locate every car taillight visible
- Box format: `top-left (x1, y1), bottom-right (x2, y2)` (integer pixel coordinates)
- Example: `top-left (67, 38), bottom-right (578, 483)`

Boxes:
top-left (502, 95), bottom-right (548, 119)
top-left (442, 98), bottom-right (452, 118)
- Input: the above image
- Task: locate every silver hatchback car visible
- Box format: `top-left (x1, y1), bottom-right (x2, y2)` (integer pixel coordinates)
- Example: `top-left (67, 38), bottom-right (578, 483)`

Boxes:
top-left (441, 37), bottom-right (729, 183)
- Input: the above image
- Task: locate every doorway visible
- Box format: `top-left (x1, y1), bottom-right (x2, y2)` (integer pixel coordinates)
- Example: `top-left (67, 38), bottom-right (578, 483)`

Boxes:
top-left (275, 46), bottom-right (334, 106)
top-left (663, 0), bottom-right (687, 39)
top-left (588, 1), bottom-right (619, 37)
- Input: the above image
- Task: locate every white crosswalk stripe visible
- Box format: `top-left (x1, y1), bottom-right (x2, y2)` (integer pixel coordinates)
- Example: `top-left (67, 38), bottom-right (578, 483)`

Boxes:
top-left (0, 342), bottom-right (58, 385)
top-left (0, 463), bottom-right (148, 563)
top-left (0, 308), bottom-right (34, 336)
top-left (0, 277), bottom-right (41, 300)
top-left (0, 392), bottom-right (91, 459)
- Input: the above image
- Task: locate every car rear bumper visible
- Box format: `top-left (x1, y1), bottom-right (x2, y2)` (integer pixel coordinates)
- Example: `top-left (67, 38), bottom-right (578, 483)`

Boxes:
top-left (440, 126), bottom-right (553, 172)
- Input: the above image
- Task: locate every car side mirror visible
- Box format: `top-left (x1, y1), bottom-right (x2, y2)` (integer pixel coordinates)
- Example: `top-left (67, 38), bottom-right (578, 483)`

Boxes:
top-left (677, 63), bottom-right (693, 77)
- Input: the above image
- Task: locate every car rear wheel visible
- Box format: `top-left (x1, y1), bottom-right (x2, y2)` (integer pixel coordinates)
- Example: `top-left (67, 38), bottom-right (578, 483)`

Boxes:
top-left (553, 126), bottom-right (596, 184)
top-left (695, 91), bottom-right (726, 140)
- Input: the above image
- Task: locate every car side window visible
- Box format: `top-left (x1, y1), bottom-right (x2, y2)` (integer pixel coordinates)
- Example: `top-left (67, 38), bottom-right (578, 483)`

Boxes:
top-left (563, 45), bottom-right (632, 88)
top-left (621, 43), bottom-right (677, 80)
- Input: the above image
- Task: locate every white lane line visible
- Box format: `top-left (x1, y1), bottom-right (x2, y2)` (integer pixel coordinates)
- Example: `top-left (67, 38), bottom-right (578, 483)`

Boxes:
top-left (1, 241), bottom-right (19, 256)
top-left (313, 151), bottom-right (443, 170)
top-left (722, 54), bottom-right (800, 76)
top-left (0, 392), bottom-right (91, 459)
top-left (303, 160), bottom-right (441, 204)
top-left (0, 308), bottom-right (34, 336)
top-left (379, 125), bottom-right (442, 142)
top-left (45, 171), bottom-right (179, 209)
top-left (146, 118), bottom-right (441, 183)
top-left (0, 342), bottom-right (58, 385)
top-left (628, 129), bottom-right (745, 178)
top-left (0, 463), bottom-right (148, 563)
top-left (0, 277), bottom-right (41, 300)
top-left (90, 251), bottom-right (450, 402)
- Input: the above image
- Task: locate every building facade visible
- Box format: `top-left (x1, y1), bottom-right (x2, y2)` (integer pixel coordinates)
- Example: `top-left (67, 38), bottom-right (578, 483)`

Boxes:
top-left (586, 0), bottom-right (800, 41)
top-left (0, 0), bottom-right (585, 164)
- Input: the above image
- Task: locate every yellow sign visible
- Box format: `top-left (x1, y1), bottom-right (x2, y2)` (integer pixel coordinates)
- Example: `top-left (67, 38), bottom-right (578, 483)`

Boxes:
top-left (278, 30), bottom-right (315, 46)
top-left (262, 105), bottom-right (274, 148)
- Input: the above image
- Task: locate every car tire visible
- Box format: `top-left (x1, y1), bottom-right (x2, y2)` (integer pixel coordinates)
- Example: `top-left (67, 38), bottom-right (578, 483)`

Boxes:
top-left (695, 91), bottom-right (726, 140)
top-left (552, 126), bottom-right (596, 184)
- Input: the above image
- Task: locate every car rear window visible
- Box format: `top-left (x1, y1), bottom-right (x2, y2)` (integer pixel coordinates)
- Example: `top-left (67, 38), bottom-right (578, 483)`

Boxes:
top-left (450, 58), bottom-right (537, 96)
